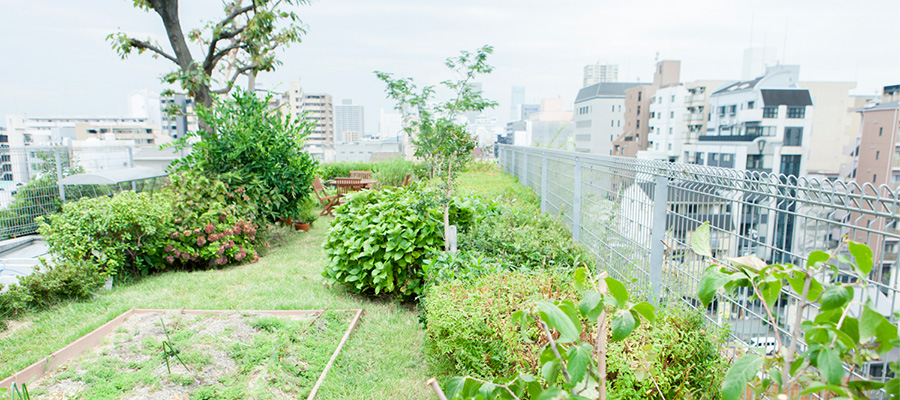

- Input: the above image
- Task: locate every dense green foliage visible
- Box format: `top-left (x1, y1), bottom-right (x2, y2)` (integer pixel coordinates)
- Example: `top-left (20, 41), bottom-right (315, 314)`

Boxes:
top-left (422, 271), bottom-right (576, 379)
top-left (164, 170), bottom-right (260, 268)
top-left (0, 260), bottom-right (106, 323)
top-left (39, 191), bottom-right (173, 277)
top-left (606, 305), bottom-right (729, 399)
top-left (322, 187), bottom-right (443, 298)
top-left (317, 158), bottom-right (426, 188)
top-left (173, 90), bottom-right (317, 222)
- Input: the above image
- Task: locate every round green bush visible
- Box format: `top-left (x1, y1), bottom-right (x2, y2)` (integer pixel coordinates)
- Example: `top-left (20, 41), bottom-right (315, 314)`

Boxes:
top-left (322, 187), bottom-right (442, 298)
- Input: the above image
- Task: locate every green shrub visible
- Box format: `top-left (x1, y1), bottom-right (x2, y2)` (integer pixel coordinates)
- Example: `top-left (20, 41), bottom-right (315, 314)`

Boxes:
top-left (458, 199), bottom-right (593, 272)
top-left (0, 260), bottom-right (106, 321)
top-left (317, 159), bottom-right (425, 188)
top-left (163, 171), bottom-right (261, 268)
top-left (172, 90), bottom-right (318, 222)
top-left (606, 304), bottom-right (729, 399)
top-left (322, 187), bottom-right (442, 298)
top-left (38, 191), bottom-right (173, 277)
top-left (422, 270), bottom-right (576, 380)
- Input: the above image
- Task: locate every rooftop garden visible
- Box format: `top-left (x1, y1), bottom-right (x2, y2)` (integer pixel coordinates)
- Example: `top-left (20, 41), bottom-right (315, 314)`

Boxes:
top-left (0, 46), bottom-right (896, 400)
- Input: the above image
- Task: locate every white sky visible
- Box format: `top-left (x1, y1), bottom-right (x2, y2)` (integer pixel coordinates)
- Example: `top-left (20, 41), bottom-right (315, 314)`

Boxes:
top-left (1, 0), bottom-right (898, 133)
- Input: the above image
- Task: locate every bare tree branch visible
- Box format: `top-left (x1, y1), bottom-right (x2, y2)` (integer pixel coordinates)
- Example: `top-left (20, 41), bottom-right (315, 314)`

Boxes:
top-left (211, 64), bottom-right (255, 94)
top-left (128, 38), bottom-right (179, 64)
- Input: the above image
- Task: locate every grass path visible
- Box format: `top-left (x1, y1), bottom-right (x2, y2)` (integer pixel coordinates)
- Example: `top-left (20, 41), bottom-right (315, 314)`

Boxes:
top-left (0, 220), bottom-right (431, 399)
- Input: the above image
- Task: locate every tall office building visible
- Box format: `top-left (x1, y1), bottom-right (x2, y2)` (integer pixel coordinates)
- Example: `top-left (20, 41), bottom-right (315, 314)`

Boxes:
top-left (583, 61), bottom-right (619, 87)
top-left (288, 81), bottom-right (334, 161)
top-left (378, 109), bottom-right (403, 140)
top-left (510, 86), bottom-right (526, 121)
top-left (334, 99), bottom-right (364, 143)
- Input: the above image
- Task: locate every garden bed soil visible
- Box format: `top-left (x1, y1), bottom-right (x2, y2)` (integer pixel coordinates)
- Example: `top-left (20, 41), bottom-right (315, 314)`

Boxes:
top-left (6, 309), bottom-right (361, 399)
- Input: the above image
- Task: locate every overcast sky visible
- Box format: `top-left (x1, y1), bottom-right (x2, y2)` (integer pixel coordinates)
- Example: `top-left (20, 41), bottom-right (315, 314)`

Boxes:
top-left (1, 0), bottom-right (898, 133)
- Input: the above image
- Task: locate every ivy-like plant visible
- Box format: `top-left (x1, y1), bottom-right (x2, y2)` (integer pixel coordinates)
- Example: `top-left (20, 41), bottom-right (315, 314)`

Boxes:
top-left (691, 222), bottom-right (899, 400)
top-left (375, 46), bottom-right (498, 252)
top-left (434, 268), bottom-right (656, 399)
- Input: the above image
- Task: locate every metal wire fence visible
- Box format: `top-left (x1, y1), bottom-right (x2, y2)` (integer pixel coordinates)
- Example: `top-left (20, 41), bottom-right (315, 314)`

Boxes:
top-left (500, 144), bottom-right (898, 399)
top-left (0, 145), bottom-right (143, 239)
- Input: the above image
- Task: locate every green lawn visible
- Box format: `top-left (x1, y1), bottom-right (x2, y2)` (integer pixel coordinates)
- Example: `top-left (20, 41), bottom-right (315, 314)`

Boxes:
top-left (0, 220), bottom-right (430, 399)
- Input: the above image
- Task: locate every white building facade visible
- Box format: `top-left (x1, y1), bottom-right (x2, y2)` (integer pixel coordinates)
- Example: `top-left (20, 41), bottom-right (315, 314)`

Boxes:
top-left (334, 99), bottom-right (364, 143)
top-left (573, 83), bottom-right (641, 155)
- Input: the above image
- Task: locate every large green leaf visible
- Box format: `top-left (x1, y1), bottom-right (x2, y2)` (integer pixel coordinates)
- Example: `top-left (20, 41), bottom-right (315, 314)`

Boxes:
top-left (806, 250), bottom-right (831, 268)
top-left (537, 301), bottom-right (581, 344)
top-left (721, 354), bottom-right (763, 400)
top-left (848, 241), bottom-right (873, 275)
top-left (759, 281), bottom-right (782, 311)
top-left (691, 221), bottom-right (712, 258)
top-left (817, 348), bottom-right (843, 385)
top-left (566, 343), bottom-right (593, 386)
top-left (578, 290), bottom-right (603, 320)
top-left (859, 305), bottom-right (886, 341)
top-left (698, 266), bottom-right (731, 308)
top-left (611, 309), bottom-right (636, 342)
top-left (631, 301), bottom-right (656, 323)
top-left (819, 285), bottom-right (852, 311)
top-left (604, 277), bottom-right (629, 308)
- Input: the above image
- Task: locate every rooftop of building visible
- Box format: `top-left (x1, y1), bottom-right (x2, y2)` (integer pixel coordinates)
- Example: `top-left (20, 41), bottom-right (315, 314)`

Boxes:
top-left (856, 100), bottom-right (900, 112)
top-left (575, 82), bottom-right (643, 103)
top-left (760, 89), bottom-right (813, 107)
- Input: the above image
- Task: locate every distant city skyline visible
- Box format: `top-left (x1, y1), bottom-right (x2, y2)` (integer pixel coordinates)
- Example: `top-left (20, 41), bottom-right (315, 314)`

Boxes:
top-left (1, 0), bottom-right (897, 133)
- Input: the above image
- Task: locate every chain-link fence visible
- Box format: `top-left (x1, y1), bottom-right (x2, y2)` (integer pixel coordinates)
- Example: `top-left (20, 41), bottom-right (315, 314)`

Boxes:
top-left (0, 144), bottom-right (144, 239)
top-left (500, 144), bottom-right (898, 399)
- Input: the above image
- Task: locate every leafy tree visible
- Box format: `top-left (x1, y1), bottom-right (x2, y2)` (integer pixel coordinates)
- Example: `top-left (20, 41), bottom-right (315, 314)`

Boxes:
top-left (376, 46), bottom-right (497, 251)
top-left (109, 0), bottom-right (307, 108)
top-left (171, 90), bottom-right (317, 222)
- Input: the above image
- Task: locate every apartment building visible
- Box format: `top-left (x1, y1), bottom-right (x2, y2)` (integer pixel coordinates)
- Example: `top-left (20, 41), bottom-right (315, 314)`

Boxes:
top-left (583, 61), bottom-right (619, 87)
top-left (639, 80), bottom-right (728, 163)
top-left (612, 60), bottom-right (681, 158)
top-left (573, 82), bottom-right (642, 155)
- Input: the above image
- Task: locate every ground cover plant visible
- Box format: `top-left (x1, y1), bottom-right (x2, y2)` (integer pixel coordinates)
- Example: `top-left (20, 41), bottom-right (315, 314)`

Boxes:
top-left (26, 310), bottom-right (351, 399)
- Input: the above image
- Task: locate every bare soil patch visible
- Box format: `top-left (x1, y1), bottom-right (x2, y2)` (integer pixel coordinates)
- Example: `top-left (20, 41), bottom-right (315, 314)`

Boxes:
top-left (27, 310), bottom-right (351, 399)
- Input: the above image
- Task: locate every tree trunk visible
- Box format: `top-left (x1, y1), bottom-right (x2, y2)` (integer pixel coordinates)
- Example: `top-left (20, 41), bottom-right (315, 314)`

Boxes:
top-left (148, 0), bottom-right (213, 110)
top-left (596, 310), bottom-right (608, 400)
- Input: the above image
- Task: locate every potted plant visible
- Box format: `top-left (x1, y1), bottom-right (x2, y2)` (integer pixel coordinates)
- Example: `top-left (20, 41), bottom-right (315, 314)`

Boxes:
top-left (293, 201), bottom-right (318, 232)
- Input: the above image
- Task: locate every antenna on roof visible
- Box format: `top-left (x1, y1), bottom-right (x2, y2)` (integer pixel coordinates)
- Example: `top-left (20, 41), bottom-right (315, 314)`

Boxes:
top-left (655, 51), bottom-right (659, 63)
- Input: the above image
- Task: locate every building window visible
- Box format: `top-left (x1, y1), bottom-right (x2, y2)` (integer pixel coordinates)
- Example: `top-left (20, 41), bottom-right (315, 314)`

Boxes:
top-left (876, 151), bottom-right (880, 160)
top-left (763, 107), bottom-right (778, 118)
top-left (671, 95), bottom-right (675, 102)
top-left (636, 120), bottom-right (640, 128)
top-left (611, 120), bottom-right (614, 127)
top-left (784, 127), bottom-right (803, 146)
top-left (670, 111), bottom-right (675, 118)
top-left (611, 105), bottom-right (615, 112)
top-left (880, 127), bottom-right (884, 136)
top-left (748, 101), bottom-right (755, 109)
top-left (718, 106), bottom-right (726, 116)
top-left (787, 107), bottom-right (805, 119)
top-left (728, 105), bottom-right (737, 115)
top-left (781, 155), bottom-right (802, 177)
top-left (668, 143), bottom-right (672, 150)
top-left (638, 92), bottom-right (642, 101)
top-left (874, 174), bottom-right (878, 182)
top-left (637, 105), bottom-right (641, 115)
top-left (669, 128), bottom-right (673, 135)
top-left (747, 154), bottom-right (764, 169)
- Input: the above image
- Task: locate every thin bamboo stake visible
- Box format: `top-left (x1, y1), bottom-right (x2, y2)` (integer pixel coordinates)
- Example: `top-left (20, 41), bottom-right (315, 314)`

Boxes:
top-left (307, 309), bottom-right (364, 400)
top-left (427, 377), bottom-right (449, 400)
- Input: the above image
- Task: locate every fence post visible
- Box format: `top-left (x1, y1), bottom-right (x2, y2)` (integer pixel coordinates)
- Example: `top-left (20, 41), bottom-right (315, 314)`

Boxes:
top-left (510, 149), bottom-right (516, 178)
top-left (127, 146), bottom-right (137, 191)
top-left (648, 176), bottom-right (668, 303)
top-left (523, 151), bottom-right (529, 189)
top-left (572, 158), bottom-right (582, 241)
top-left (541, 155), bottom-right (548, 214)
top-left (54, 147), bottom-right (66, 202)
